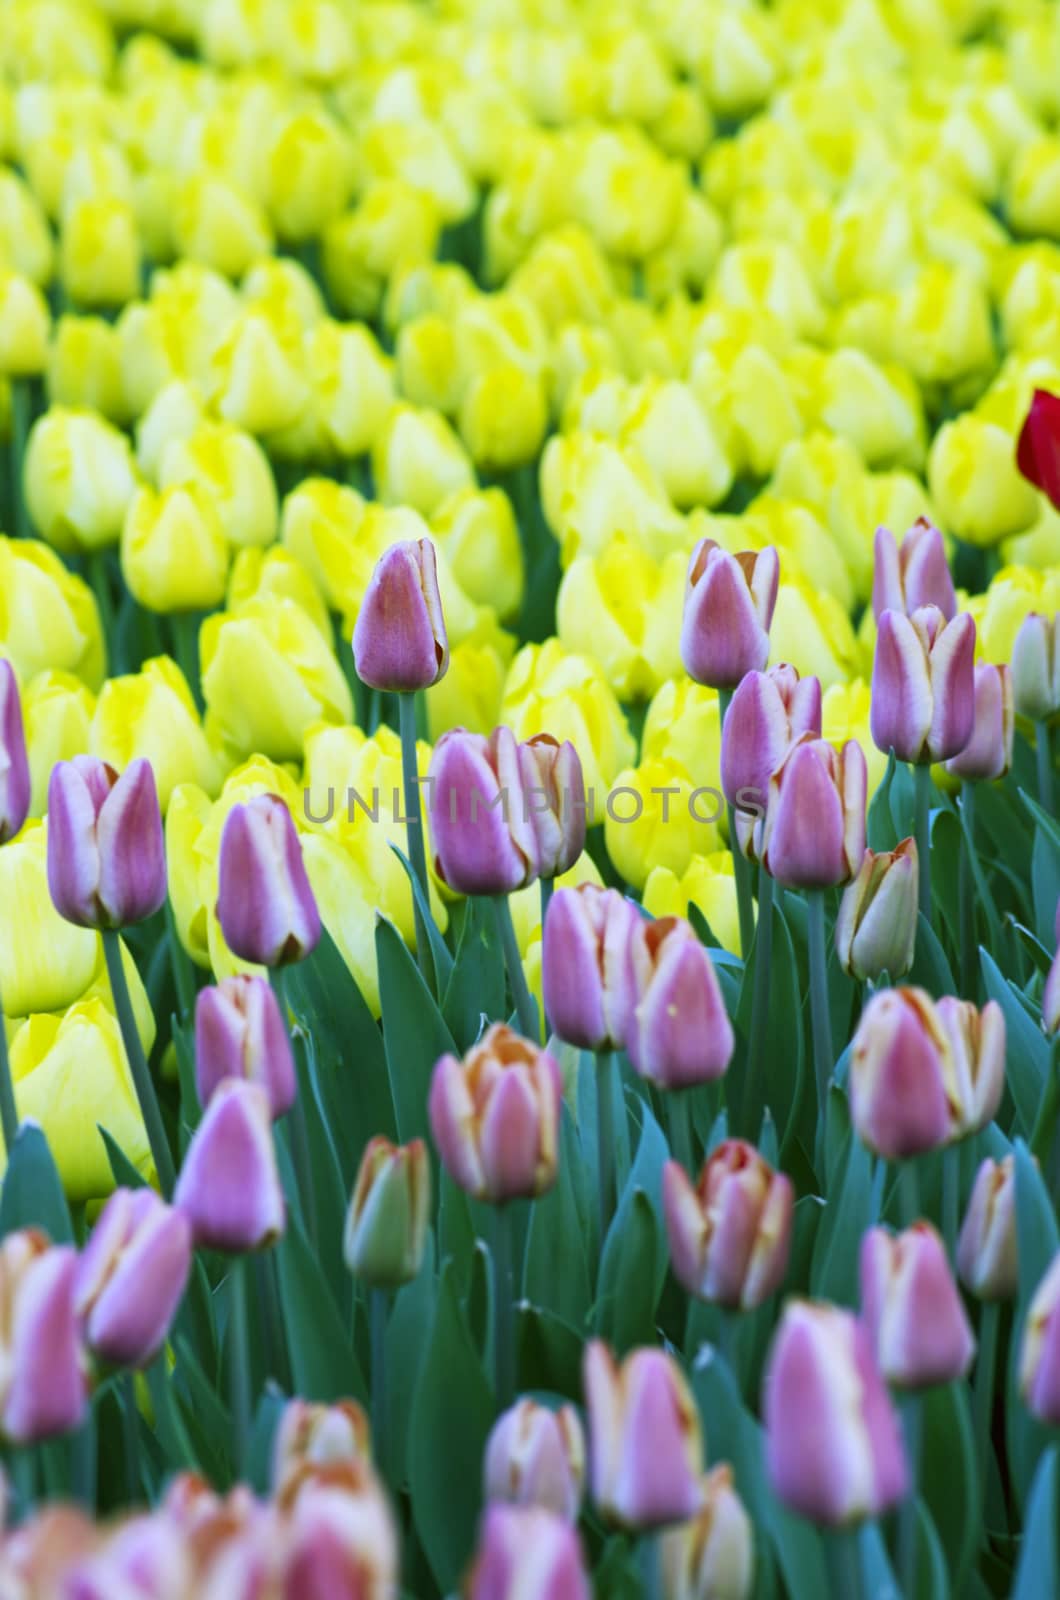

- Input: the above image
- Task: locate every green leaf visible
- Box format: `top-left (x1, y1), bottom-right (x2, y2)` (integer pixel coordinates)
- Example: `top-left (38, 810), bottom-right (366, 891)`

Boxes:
top-left (524, 1107), bottom-right (592, 1329)
top-left (0, 1122), bottom-right (73, 1242)
top-left (384, 1237), bottom-right (437, 1487)
top-left (1008, 1141), bottom-right (1059, 1511)
top-left (856, 1522), bottom-right (901, 1599)
top-left (1013, 1448), bottom-right (1059, 1600)
top-left (516, 1304), bottom-right (584, 1399)
top-left (408, 1261), bottom-right (494, 1591)
top-left (1020, 788), bottom-right (1060, 856)
top-left (390, 843), bottom-right (454, 996)
top-left (442, 896), bottom-right (506, 1051)
top-left (100, 1126), bottom-right (149, 1190)
top-left (810, 1128), bottom-right (872, 1307)
top-left (1032, 824), bottom-right (1060, 951)
top-left (909, 912), bottom-right (956, 997)
top-left (980, 949), bottom-right (1049, 1136)
top-left (868, 751), bottom-right (899, 852)
top-left (275, 1221), bottom-right (367, 1404)
top-left (376, 917), bottom-right (457, 1148)
top-left (737, 895), bottom-right (805, 1152)
top-left (920, 1381), bottom-right (979, 1589)
top-left (246, 1384), bottom-right (287, 1495)
top-left (595, 1189), bottom-right (659, 1350)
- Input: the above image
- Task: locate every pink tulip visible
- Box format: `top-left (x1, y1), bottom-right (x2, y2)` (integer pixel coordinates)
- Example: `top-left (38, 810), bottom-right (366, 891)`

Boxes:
top-left (195, 975), bottom-right (297, 1118)
top-left (680, 541), bottom-right (779, 690)
top-left (74, 1187), bottom-right (191, 1368)
top-left (1021, 1250), bottom-right (1060, 1424)
top-left (957, 1156), bottom-right (1018, 1302)
top-left (835, 838), bottom-right (918, 982)
top-left (935, 994), bottom-right (1006, 1139)
top-left (1045, 947), bottom-right (1060, 1038)
top-left (484, 1400), bottom-right (586, 1523)
top-left (626, 917), bottom-right (733, 1088)
top-left (46, 756), bottom-right (166, 929)
top-left (759, 735), bottom-right (866, 890)
top-left (352, 537), bottom-right (449, 693)
top-left (720, 663), bottom-right (822, 817)
top-left (872, 519), bottom-right (956, 622)
top-left (658, 1465), bottom-right (755, 1600)
top-left (271, 1399), bottom-right (371, 1493)
top-left (428, 725), bottom-right (540, 896)
top-left (466, 1504), bottom-right (591, 1600)
top-left (278, 1459), bottom-right (399, 1600)
top-left (173, 1079), bottom-right (285, 1252)
top-left (870, 605), bottom-right (977, 764)
top-left (849, 988), bottom-right (952, 1159)
top-left (1016, 387), bottom-right (1060, 509)
top-left (663, 1142), bottom-right (793, 1311)
top-left (945, 664), bottom-right (1013, 782)
top-left (517, 734), bottom-right (586, 879)
top-left (0, 659), bottom-right (30, 845)
top-left (343, 1137), bottom-right (430, 1288)
top-left (0, 1229), bottom-right (87, 1444)
top-left (217, 794), bottom-right (320, 966)
top-left (860, 1222), bottom-right (975, 1388)
top-left (583, 1341), bottom-right (703, 1529)
top-left (1010, 611), bottom-right (1060, 723)
top-left (541, 883), bottom-right (638, 1052)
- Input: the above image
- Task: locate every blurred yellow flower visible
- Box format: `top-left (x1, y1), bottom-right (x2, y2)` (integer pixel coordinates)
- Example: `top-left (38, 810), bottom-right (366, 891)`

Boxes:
top-left (556, 539), bottom-right (685, 701)
top-left (0, 271), bottom-right (49, 377)
top-left (121, 484), bottom-right (230, 613)
top-left (372, 404), bottom-right (476, 518)
top-left (604, 756), bottom-right (723, 893)
top-left (46, 315), bottom-right (126, 421)
top-left (264, 108), bottom-right (353, 242)
top-left (24, 407), bottom-right (137, 554)
top-left (429, 488), bottom-right (524, 622)
top-left (92, 656), bottom-right (222, 812)
top-left (501, 639), bottom-right (636, 799)
top-left (458, 363), bottom-right (549, 473)
top-left (0, 536), bottom-right (105, 688)
top-left (928, 414), bottom-right (1040, 546)
top-left (0, 821), bottom-right (99, 1018)
top-left (60, 197), bottom-right (141, 308)
top-left (158, 421), bottom-right (278, 550)
top-left (227, 547), bottom-right (331, 642)
top-left (769, 572), bottom-right (863, 690)
top-left (19, 668), bottom-right (94, 816)
top-left (425, 614), bottom-right (516, 742)
top-left (822, 680), bottom-right (889, 802)
top-left (643, 852), bottom-right (742, 957)
top-left (641, 678), bottom-right (722, 794)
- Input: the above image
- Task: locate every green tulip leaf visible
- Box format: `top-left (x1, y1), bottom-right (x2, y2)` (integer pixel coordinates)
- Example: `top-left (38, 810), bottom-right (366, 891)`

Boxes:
top-left (920, 1380), bottom-right (979, 1589)
top-left (442, 896), bottom-right (506, 1051)
top-left (810, 1125), bottom-right (872, 1307)
top-left (524, 1106), bottom-right (592, 1329)
top-left (0, 1121), bottom-right (73, 1243)
top-left (980, 950), bottom-right (1049, 1136)
top-left (275, 1220), bottom-right (367, 1404)
top-left (1013, 1447), bottom-right (1060, 1600)
top-left (376, 915), bottom-right (457, 1148)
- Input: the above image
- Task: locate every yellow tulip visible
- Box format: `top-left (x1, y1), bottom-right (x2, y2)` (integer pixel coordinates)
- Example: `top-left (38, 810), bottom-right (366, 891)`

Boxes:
top-left (822, 679), bottom-right (890, 803)
top-left (928, 414), bottom-right (1040, 546)
top-left (0, 821), bottom-right (99, 1017)
top-left (20, 668), bottom-right (95, 816)
top-left (171, 174), bottom-right (274, 282)
top-left (425, 614), bottom-right (516, 742)
top-left (371, 404), bottom-right (476, 518)
top-left (0, 271), bottom-right (49, 377)
top-left (300, 833), bottom-right (383, 1014)
top-left (573, 127), bottom-right (684, 259)
top-left (691, 343), bottom-right (804, 479)
top-left (604, 756), bottom-right (723, 894)
top-left (322, 181), bottom-right (442, 320)
top-left (540, 434), bottom-right (685, 567)
top-left (429, 488), bottom-right (524, 622)
top-left (280, 478), bottom-right (368, 617)
top-left (643, 852), bottom-right (742, 957)
top-left (46, 315), bottom-right (126, 422)
top-left (60, 197), bottom-right (141, 309)
top-left (970, 565), bottom-right (1060, 666)
top-left (501, 639), bottom-right (636, 800)
top-left (121, 484), bottom-right (230, 614)
top-left (507, 224), bottom-right (617, 331)
top-left (457, 363), bottom-right (549, 473)
top-left (396, 315), bottom-right (464, 416)
top-left (227, 547), bottom-right (331, 641)
top-left (158, 422), bottom-right (278, 550)
top-left (768, 571), bottom-right (863, 690)
top-left (360, 120), bottom-right (475, 228)
top-left (0, 536), bottom-right (105, 688)
top-left (810, 348), bottom-right (926, 472)
top-left (892, 263), bottom-right (997, 389)
top-left (303, 320), bottom-right (396, 460)
top-left (0, 169), bottom-right (54, 285)
top-left (556, 540), bottom-right (685, 701)
top-left (264, 108), bottom-right (354, 242)
top-left (744, 495), bottom-right (854, 612)
top-left (508, 851), bottom-right (603, 955)
top-left (91, 656), bottom-right (222, 812)
top-left (24, 407), bottom-right (137, 554)
top-left (641, 678), bottom-right (722, 794)
top-left (621, 378), bottom-right (732, 510)
top-left (243, 259), bottom-right (325, 331)
top-left (206, 310), bottom-right (310, 436)
top-left (135, 380), bottom-right (206, 483)
top-left (1006, 135), bottom-right (1060, 241)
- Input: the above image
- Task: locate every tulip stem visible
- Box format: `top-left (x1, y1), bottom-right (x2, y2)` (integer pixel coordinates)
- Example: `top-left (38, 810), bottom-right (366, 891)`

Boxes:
top-left (0, 970), bottom-right (20, 1157)
top-left (270, 971), bottom-right (318, 1250)
top-left (492, 1205), bottom-right (515, 1412)
top-left (370, 1288), bottom-right (389, 1460)
top-left (898, 1395), bottom-right (922, 1599)
top-left (668, 1090), bottom-right (694, 1172)
top-left (718, 688), bottom-right (756, 962)
top-left (958, 782), bottom-right (976, 997)
top-left (913, 763), bottom-right (933, 923)
top-left (1036, 720), bottom-right (1054, 816)
top-left (806, 890), bottom-right (834, 1142)
top-left (121, 1372), bottom-right (141, 1502)
top-left (101, 930), bottom-right (176, 1198)
top-left (824, 1528), bottom-right (864, 1600)
top-left (638, 1532), bottom-right (663, 1600)
top-left (596, 1052), bottom-right (617, 1247)
top-left (228, 1256), bottom-right (252, 1480)
top-left (973, 1301), bottom-right (999, 1515)
top-left (494, 895), bottom-right (540, 1042)
top-left (898, 1160), bottom-right (921, 1227)
top-left (539, 876), bottom-right (554, 1036)
top-left (398, 692), bottom-right (435, 990)
top-left (740, 869), bottom-right (774, 1139)
top-left (942, 1148), bottom-right (960, 1260)
top-left (70, 1414), bottom-right (96, 1509)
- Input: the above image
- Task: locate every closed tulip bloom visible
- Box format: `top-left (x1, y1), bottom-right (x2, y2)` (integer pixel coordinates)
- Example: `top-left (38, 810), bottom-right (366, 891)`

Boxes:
top-left (466, 1505), bottom-right (591, 1600)
top-left (849, 988), bottom-right (952, 1159)
top-left (428, 725), bottom-right (540, 896)
top-left (945, 664), bottom-right (1014, 782)
top-left (860, 1223), bottom-right (975, 1389)
top-left (1010, 612), bottom-right (1059, 723)
top-left (584, 1341), bottom-right (702, 1530)
top-left (658, 1465), bottom-right (755, 1600)
top-left (121, 485), bottom-right (230, 615)
top-left (217, 794), bottom-right (321, 967)
top-left (272, 1399), bottom-right (372, 1493)
top-left (720, 663), bottom-right (821, 815)
top-left (429, 1024), bottom-right (562, 1203)
top-left (1016, 388), bottom-right (1060, 510)
top-left (626, 917), bottom-right (734, 1088)
top-left (47, 756), bottom-right (167, 929)
top-left (517, 734), bottom-right (586, 879)
top-left (0, 659), bottom-right (30, 844)
top-left (353, 538), bottom-right (449, 694)
top-left (541, 883), bottom-right (638, 1051)
top-left (663, 1142), bottom-right (793, 1311)
top-left (764, 1300), bottom-right (907, 1527)
top-left (343, 1136), bottom-right (430, 1289)
top-left (872, 519), bottom-right (957, 622)
top-left (278, 1460), bottom-right (399, 1600)
top-left (484, 1400), bottom-right (586, 1523)
top-left (680, 540), bottom-right (779, 690)
top-left (195, 976), bottom-right (296, 1119)
top-left (936, 995), bottom-right (1006, 1139)
top-left (870, 605), bottom-right (977, 764)
top-left (759, 736), bottom-right (867, 890)
top-left (957, 1156), bottom-right (1018, 1302)
top-left (0, 1229), bottom-right (86, 1444)
top-left (1021, 1251), bottom-right (1060, 1425)
top-left (835, 838), bottom-right (919, 982)
top-left (173, 1079), bottom-right (285, 1253)
top-left (74, 1187), bottom-right (192, 1368)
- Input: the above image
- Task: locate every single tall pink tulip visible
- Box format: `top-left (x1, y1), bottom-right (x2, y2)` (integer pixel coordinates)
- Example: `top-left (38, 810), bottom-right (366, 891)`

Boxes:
top-left (46, 756), bottom-right (166, 929)
top-left (870, 605), bottom-right (976, 764)
top-left (720, 663), bottom-right (822, 817)
top-left (517, 734), bottom-right (586, 879)
top-left (849, 988), bottom-right (952, 1159)
top-left (626, 917), bottom-right (734, 1088)
top-left (174, 1079), bottom-right (285, 1252)
top-left (860, 1222), bottom-right (975, 1388)
top-left (957, 1156), bottom-right (1017, 1302)
top-left (0, 659), bottom-right (30, 845)
top-left (583, 1341), bottom-right (703, 1530)
top-left (352, 538), bottom-right (449, 693)
top-left (1016, 388), bottom-right (1060, 509)
top-left (428, 726), bottom-right (540, 896)
top-left (663, 1141), bottom-right (793, 1310)
top-left (217, 794), bottom-right (320, 966)
top-left (680, 541), bottom-right (779, 690)
top-left (872, 519), bottom-right (956, 622)
top-left (759, 735), bottom-right (866, 890)
top-left (541, 883), bottom-right (638, 1052)
top-left (74, 1188), bottom-right (192, 1369)
top-left (195, 975), bottom-right (297, 1118)
top-left (0, 1229), bottom-right (87, 1444)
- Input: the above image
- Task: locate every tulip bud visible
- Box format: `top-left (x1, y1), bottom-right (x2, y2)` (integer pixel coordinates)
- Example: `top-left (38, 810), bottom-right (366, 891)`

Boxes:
top-left (759, 735), bottom-right (866, 890)
top-left (835, 838), bottom-right (918, 982)
top-left (1016, 387), bottom-right (1060, 510)
top-left (957, 1156), bottom-right (1018, 1302)
top-left (173, 1079), bottom-right (286, 1253)
top-left (680, 540), bottom-right (779, 690)
top-left (872, 519), bottom-right (957, 623)
top-left (0, 659), bottom-right (30, 844)
top-left (1045, 948), bottom-right (1060, 1038)
top-left (46, 756), bottom-right (167, 929)
top-left (663, 1142), bottom-right (793, 1311)
top-left (516, 734), bottom-right (586, 879)
top-left (427, 725), bottom-right (540, 895)
top-left (1010, 612), bottom-right (1060, 724)
top-left (344, 1136), bottom-right (430, 1289)
top-left (1021, 1250), bottom-right (1060, 1425)
top-left (626, 917), bottom-right (734, 1088)
top-left (720, 663), bottom-right (821, 816)
top-left (195, 975), bottom-right (296, 1119)
top-left (466, 1505), bottom-right (591, 1600)
top-left (429, 1024), bottom-right (562, 1204)
top-left (278, 1459), bottom-right (400, 1599)
top-left (74, 1187), bottom-right (192, 1368)
top-left (217, 793), bottom-right (321, 966)
top-left (484, 1400), bottom-right (586, 1523)
top-left (658, 1465), bottom-right (755, 1600)
top-left (860, 1222), bottom-right (975, 1389)
top-left (541, 883), bottom-right (638, 1052)
top-left (870, 605), bottom-right (977, 764)
top-left (583, 1341), bottom-right (703, 1530)
top-left (352, 538), bottom-right (450, 694)
top-left (936, 994), bottom-right (1006, 1139)
top-left (271, 1399), bottom-right (371, 1493)
top-left (121, 485), bottom-right (230, 615)
top-left (945, 664), bottom-right (1014, 782)
top-left (0, 1229), bottom-right (87, 1444)
top-left (849, 988), bottom-right (952, 1159)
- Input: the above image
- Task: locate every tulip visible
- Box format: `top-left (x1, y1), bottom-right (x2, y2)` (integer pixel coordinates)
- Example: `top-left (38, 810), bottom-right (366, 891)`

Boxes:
top-left (1010, 612), bottom-right (1060, 724)
top-left (0, 659), bottom-right (30, 845)
top-left (46, 756), bottom-right (167, 930)
top-left (541, 883), bottom-right (638, 1051)
top-left (719, 663), bottom-right (821, 817)
top-left (872, 519), bottom-right (957, 622)
top-left (763, 1300), bottom-right (907, 1527)
top-left (343, 1136), bottom-right (430, 1289)
top-left (936, 995), bottom-right (1006, 1140)
top-left (22, 408), bottom-right (137, 556)
top-left (352, 538), bottom-right (450, 694)
top-left (835, 838), bottom-right (918, 982)
top-left (1020, 1250), bottom-right (1060, 1425)
top-left (91, 657), bottom-right (222, 814)
top-left (1045, 948), bottom-right (1060, 1038)
top-left (626, 917), bottom-right (734, 1088)
top-left (759, 735), bottom-right (866, 890)
top-left (860, 1223), bottom-right (975, 1388)
top-left (1016, 387), bottom-right (1060, 510)
top-left (945, 664), bottom-right (1014, 782)
top-left (216, 793), bottom-right (321, 967)
top-left (483, 1400), bottom-right (586, 1523)
top-left (517, 734), bottom-right (586, 880)
top-left (583, 1341), bottom-right (703, 1530)
top-left (278, 1460), bottom-right (400, 1600)
top-left (849, 988), bottom-right (952, 1160)
top-left (428, 1024), bottom-right (561, 1203)
top-left (173, 1079), bottom-right (285, 1253)
top-left (121, 485), bottom-right (230, 615)
top-left (658, 1465), bottom-right (755, 1600)
top-left (957, 1156), bottom-right (1018, 1302)
top-left (663, 1142), bottom-right (793, 1311)
top-left (74, 1187), bottom-right (192, 1368)
top-left (0, 1229), bottom-right (86, 1444)
top-left (870, 605), bottom-right (977, 765)
top-left (680, 540), bottom-right (779, 690)
top-left (271, 1399), bottom-right (372, 1493)
top-left (466, 1504), bottom-right (591, 1600)
top-left (427, 725), bottom-right (541, 896)
top-left (0, 535), bottom-right (105, 691)
top-left (195, 975), bottom-right (296, 1119)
